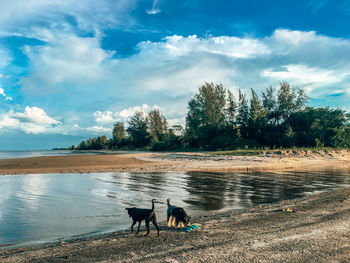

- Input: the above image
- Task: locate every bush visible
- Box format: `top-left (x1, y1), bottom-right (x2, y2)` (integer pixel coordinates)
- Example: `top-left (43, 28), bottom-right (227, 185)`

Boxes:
top-left (150, 142), bottom-right (169, 151)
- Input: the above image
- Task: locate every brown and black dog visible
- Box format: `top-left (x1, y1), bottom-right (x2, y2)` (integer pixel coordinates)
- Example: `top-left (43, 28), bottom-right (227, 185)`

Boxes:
top-left (167, 198), bottom-right (191, 228)
top-left (125, 199), bottom-right (160, 236)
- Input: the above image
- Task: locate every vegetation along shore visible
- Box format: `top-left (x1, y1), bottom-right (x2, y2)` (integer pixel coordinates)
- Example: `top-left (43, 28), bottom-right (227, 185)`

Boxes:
top-left (69, 82), bottom-right (350, 153)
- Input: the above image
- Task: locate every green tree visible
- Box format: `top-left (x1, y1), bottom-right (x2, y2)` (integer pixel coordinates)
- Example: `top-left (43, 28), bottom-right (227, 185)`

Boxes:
top-left (248, 88), bottom-right (267, 144)
top-left (262, 86), bottom-right (278, 124)
top-left (289, 107), bottom-right (350, 147)
top-left (185, 96), bottom-right (201, 146)
top-left (277, 82), bottom-right (308, 123)
top-left (112, 122), bottom-right (126, 148)
top-left (96, 135), bottom-right (107, 149)
top-left (148, 109), bottom-right (168, 143)
top-left (185, 82), bottom-right (226, 147)
top-left (249, 88), bottom-right (265, 121)
top-left (225, 90), bottom-right (238, 130)
top-left (236, 89), bottom-right (249, 137)
top-left (127, 111), bottom-right (150, 148)
top-left (77, 140), bottom-right (87, 150)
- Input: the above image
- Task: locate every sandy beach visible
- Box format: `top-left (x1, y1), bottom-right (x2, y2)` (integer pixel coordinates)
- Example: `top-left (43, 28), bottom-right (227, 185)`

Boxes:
top-left (1, 149), bottom-right (350, 175)
top-left (0, 150), bottom-right (350, 262)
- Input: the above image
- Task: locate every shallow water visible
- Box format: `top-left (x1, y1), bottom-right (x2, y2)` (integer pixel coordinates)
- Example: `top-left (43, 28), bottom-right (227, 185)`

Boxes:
top-left (0, 150), bottom-right (76, 159)
top-left (0, 169), bottom-right (349, 247)
top-left (0, 150), bottom-right (119, 159)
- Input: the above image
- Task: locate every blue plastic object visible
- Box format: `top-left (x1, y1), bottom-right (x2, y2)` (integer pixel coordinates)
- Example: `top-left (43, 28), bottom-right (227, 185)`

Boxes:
top-left (179, 224), bottom-right (199, 232)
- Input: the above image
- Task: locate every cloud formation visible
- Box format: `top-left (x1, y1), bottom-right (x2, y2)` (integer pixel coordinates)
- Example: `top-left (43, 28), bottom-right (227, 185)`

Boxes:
top-left (0, 86), bottom-right (12, 101)
top-left (21, 35), bottom-right (114, 95)
top-left (0, 106), bottom-right (61, 134)
top-left (93, 105), bottom-right (152, 125)
top-left (86, 125), bottom-right (111, 134)
top-left (0, 0), bottom-right (137, 38)
top-left (146, 0), bottom-right (161, 15)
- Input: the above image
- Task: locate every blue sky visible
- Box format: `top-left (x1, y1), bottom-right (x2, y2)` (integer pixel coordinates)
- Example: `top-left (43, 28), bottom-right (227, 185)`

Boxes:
top-left (0, 0), bottom-right (350, 150)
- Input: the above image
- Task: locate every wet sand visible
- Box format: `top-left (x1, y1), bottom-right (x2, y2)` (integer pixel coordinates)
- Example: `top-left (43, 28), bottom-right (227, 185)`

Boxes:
top-left (1, 149), bottom-right (350, 174)
top-left (0, 150), bottom-right (350, 262)
top-left (0, 153), bottom-right (162, 174)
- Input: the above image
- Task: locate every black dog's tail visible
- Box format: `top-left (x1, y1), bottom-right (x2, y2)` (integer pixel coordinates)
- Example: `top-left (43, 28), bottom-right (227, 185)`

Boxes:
top-left (151, 199), bottom-right (156, 211)
top-left (167, 198), bottom-right (171, 207)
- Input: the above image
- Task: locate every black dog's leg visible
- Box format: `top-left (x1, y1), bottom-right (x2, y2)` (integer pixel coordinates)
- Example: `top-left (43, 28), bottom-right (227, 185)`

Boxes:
top-left (135, 221), bottom-right (141, 234)
top-left (151, 217), bottom-right (160, 237)
top-left (144, 220), bottom-right (150, 236)
top-left (130, 220), bottom-right (136, 233)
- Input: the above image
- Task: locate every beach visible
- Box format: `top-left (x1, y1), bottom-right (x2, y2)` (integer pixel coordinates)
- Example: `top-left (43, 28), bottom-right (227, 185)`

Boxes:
top-left (1, 149), bottom-right (350, 175)
top-left (0, 150), bottom-right (350, 262)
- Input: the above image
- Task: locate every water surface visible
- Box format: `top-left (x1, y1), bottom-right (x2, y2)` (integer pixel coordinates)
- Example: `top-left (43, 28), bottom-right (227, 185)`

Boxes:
top-left (0, 150), bottom-right (122, 159)
top-left (0, 150), bottom-right (76, 159)
top-left (0, 169), bottom-right (349, 247)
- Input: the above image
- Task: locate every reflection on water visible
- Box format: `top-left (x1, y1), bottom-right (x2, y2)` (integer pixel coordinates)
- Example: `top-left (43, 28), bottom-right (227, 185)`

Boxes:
top-left (0, 169), bottom-right (349, 247)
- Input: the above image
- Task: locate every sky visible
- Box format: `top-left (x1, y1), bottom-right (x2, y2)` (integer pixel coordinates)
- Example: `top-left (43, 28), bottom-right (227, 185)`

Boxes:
top-left (0, 0), bottom-right (350, 150)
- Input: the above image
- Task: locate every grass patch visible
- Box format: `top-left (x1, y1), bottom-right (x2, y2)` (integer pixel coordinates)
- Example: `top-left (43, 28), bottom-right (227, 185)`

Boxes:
top-left (206, 147), bottom-right (350, 156)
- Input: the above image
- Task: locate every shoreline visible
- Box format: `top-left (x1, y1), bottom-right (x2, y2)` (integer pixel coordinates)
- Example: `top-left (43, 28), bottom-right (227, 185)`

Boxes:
top-left (0, 149), bottom-right (350, 175)
top-left (1, 187), bottom-right (349, 262)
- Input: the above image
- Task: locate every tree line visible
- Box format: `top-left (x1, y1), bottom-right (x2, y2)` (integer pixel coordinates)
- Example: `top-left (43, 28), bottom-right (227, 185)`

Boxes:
top-left (71, 82), bottom-right (350, 151)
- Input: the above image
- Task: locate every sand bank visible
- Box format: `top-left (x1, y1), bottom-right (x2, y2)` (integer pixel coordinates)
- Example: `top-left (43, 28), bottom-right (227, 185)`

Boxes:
top-left (0, 149), bottom-right (350, 175)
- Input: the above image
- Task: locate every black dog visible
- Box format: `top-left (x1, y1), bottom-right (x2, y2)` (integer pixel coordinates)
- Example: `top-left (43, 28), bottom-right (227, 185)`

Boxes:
top-left (125, 199), bottom-right (160, 236)
top-left (167, 198), bottom-right (176, 227)
top-left (167, 198), bottom-right (191, 228)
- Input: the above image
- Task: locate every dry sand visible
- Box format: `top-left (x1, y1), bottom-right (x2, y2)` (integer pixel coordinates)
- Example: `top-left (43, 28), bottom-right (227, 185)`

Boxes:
top-left (1, 149), bottom-right (350, 174)
top-left (0, 150), bottom-right (350, 262)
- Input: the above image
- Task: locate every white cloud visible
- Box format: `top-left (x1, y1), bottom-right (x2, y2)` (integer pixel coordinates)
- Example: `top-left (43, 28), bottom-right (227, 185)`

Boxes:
top-left (86, 125), bottom-right (111, 134)
top-left (0, 0), bottom-right (137, 38)
top-left (109, 30), bottom-right (350, 102)
top-left (21, 35), bottom-right (114, 95)
top-left (118, 104), bottom-right (151, 119)
top-left (12, 106), bottom-right (60, 125)
top-left (0, 47), bottom-right (11, 69)
top-left (92, 104), bottom-right (155, 125)
top-left (22, 33), bottom-right (265, 97)
top-left (0, 86), bottom-right (13, 101)
top-left (137, 34), bottom-right (270, 58)
top-left (146, 0), bottom-right (161, 15)
top-left (262, 64), bottom-right (350, 93)
top-left (93, 111), bottom-right (115, 124)
top-left (0, 106), bottom-right (61, 134)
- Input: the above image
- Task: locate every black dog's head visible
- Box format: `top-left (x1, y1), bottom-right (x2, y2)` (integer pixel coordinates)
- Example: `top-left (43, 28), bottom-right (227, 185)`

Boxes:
top-left (125, 207), bottom-right (135, 217)
top-left (184, 215), bottom-right (191, 225)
